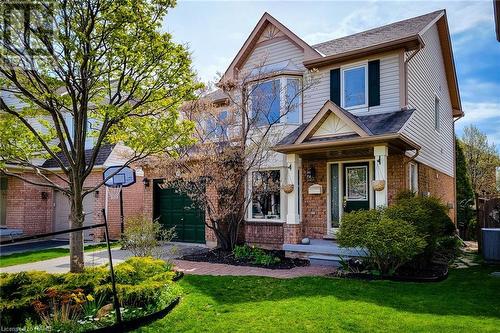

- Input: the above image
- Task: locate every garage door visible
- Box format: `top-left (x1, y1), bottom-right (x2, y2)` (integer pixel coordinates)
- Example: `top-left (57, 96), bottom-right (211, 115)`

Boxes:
top-left (154, 185), bottom-right (205, 243)
top-left (54, 191), bottom-right (94, 240)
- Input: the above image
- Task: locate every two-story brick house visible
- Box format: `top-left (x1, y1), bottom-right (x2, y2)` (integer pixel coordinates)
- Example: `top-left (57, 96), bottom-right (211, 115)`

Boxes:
top-left (147, 10), bottom-right (462, 251)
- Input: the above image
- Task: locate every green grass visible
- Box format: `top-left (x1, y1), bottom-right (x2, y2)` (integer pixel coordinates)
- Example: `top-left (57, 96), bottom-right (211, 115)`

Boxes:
top-left (0, 243), bottom-right (119, 268)
top-left (138, 266), bottom-right (500, 333)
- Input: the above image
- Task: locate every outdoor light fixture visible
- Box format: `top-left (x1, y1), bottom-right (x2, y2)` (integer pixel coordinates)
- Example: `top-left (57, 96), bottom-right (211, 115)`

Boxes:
top-left (142, 177), bottom-right (150, 187)
top-left (41, 191), bottom-right (49, 200)
top-left (306, 166), bottom-right (316, 183)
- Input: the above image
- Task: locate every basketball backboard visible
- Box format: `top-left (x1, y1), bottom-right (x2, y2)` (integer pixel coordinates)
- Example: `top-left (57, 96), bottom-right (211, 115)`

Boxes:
top-left (103, 166), bottom-right (136, 187)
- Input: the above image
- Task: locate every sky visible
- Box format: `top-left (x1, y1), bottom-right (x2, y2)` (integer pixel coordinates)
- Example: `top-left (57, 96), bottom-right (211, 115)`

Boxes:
top-left (162, 0), bottom-right (500, 146)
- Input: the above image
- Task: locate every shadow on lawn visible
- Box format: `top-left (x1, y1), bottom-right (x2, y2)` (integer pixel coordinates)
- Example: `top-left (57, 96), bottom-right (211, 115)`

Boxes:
top-left (181, 266), bottom-right (500, 319)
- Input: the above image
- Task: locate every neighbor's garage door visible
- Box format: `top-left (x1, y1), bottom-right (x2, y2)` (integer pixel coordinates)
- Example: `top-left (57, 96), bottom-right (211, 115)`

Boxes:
top-left (54, 191), bottom-right (94, 240)
top-left (154, 185), bottom-right (205, 243)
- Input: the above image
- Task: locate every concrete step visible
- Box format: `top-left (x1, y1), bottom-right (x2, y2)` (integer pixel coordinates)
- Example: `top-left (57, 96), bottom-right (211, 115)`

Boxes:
top-left (284, 243), bottom-right (367, 257)
top-left (309, 254), bottom-right (349, 267)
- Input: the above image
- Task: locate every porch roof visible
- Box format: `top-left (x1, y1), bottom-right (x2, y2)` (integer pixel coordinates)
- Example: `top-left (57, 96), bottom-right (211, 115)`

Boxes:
top-left (273, 101), bottom-right (418, 155)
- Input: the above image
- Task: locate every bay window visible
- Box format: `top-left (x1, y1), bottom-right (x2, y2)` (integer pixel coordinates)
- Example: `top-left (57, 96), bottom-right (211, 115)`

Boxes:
top-left (250, 77), bottom-right (302, 126)
top-left (251, 170), bottom-right (281, 220)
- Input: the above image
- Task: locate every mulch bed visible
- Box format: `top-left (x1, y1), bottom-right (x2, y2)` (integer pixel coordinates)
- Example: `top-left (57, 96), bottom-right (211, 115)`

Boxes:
top-left (181, 248), bottom-right (309, 270)
top-left (329, 264), bottom-right (448, 282)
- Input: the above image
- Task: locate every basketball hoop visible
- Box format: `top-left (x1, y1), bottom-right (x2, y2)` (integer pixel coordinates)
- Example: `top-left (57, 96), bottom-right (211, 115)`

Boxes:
top-left (108, 185), bottom-right (122, 200)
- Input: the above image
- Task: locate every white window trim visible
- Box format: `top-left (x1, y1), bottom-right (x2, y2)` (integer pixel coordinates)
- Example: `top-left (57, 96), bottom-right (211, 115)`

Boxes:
top-left (409, 162), bottom-right (418, 193)
top-left (345, 165), bottom-right (369, 201)
top-left (248, 76), bottom-right (303, 126)
top-left (434, 94), bottom-right (441, 131)
top-left (341, 63), bottom-right (368, 110)
top-left (247, 167), bottom-right (285, 223)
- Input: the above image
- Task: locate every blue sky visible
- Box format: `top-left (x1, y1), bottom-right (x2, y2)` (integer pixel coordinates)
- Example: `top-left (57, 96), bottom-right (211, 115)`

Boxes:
top-left (162, 0), bottom-right (500, 146)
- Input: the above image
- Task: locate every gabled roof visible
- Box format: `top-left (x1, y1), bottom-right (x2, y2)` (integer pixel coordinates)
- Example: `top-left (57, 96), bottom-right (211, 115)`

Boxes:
top-left (222, 12), bottom-right (321, 80)
top-left (312, 11), bottom-right (443, 57)
top-left (275, 103), bottom-right (415, 149)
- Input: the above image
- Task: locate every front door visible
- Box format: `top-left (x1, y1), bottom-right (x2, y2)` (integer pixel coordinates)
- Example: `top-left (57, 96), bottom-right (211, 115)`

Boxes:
top-left (343, 163), bottom-right (370, 212)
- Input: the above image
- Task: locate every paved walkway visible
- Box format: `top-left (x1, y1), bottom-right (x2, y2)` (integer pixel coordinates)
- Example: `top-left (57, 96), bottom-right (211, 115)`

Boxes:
top-left (1, 244), bottom-right (333, 278)
top-left (173, 260), bottom-right (334, 278)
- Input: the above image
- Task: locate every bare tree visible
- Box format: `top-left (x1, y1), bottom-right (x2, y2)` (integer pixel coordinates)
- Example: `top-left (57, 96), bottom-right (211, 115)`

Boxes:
top-left (149, 60), bottom-right (319, 250)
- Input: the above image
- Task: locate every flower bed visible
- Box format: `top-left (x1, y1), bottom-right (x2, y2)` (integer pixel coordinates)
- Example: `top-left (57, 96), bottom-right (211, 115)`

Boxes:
top-left (181, 245), bottom-right (308, 269)
top-left (0, 257), bottom-right (182, 332)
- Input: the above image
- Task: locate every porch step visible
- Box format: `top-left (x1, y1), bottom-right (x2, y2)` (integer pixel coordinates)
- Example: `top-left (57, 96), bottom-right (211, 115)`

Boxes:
top-left (309, 254), bottom-right (348, 267)
top-left (283, 241), bottom-right (367, 258)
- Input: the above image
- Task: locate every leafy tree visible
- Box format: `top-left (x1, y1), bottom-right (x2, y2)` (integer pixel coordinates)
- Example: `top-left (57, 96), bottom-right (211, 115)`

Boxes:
top-left (461, 125), bottom-right (500, 195)
top-left (455, 139), bottom-right (475, 239)
top-left (0, 0), bottom-right (199, 272)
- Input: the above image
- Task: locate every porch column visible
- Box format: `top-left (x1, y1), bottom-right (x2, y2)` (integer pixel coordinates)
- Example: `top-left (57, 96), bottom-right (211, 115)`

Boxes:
top-left (286, 154), bottom-right (301, 224)
top-left (374, 145), bottom-right (388, 207)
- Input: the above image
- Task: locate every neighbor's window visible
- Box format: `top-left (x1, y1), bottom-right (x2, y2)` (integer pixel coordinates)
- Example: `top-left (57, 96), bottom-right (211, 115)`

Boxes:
top-left (409, 162), bottom-right (418, 193)
top-left (434, 96), bottom-right (440, 131)
top-left (251, 170), bottom-right (281, 219)
top-left (342, 64), bottom-right (367, 109)
top-left (250, 77), bottom-right (302, 126)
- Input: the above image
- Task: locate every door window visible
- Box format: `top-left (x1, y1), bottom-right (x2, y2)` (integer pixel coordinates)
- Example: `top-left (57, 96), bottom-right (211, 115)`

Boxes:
top-left (345, 166), bottom-right (368, 201)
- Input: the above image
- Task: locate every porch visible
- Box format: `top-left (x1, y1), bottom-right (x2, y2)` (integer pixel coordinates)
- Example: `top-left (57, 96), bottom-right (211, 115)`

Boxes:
top-left (283, 239), bottom-right (367, 266)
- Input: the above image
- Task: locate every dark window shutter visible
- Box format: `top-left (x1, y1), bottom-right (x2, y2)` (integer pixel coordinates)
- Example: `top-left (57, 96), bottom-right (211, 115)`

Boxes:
top-left (330, 68), bottom-right (340, 105)
top-left (368, 60), bottom-right (380, 107)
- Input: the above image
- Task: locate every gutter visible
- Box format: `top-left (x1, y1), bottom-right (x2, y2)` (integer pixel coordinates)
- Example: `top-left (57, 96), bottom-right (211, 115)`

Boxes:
top-left (303, 35), bottom-right (423, 69)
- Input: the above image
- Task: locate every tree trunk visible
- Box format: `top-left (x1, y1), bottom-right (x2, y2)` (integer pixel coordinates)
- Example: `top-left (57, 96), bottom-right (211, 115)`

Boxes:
top-left (69, 189), bottom-right (85, 273)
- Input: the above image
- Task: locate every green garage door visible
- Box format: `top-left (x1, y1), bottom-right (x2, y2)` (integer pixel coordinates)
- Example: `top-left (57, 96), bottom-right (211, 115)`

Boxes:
top-left (154, 184), bottom-right (205, 243)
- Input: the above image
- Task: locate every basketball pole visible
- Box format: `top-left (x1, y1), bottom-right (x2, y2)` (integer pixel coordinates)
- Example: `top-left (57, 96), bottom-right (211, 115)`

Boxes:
top-left (119, 187), bottom-right (124, 236)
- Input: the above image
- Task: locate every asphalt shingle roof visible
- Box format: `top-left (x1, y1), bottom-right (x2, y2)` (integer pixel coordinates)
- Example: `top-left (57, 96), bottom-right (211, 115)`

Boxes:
top-left (312, 11), bottom-right (443, 57)
top-left (42, 144), bottom-right (114, 168)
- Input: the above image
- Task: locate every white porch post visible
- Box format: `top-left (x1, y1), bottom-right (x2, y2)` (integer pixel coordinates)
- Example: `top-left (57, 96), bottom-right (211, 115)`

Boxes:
top-left (374, 145), bottom-right (388, 207)
top-left (286, 154), bottom-right (301, 224)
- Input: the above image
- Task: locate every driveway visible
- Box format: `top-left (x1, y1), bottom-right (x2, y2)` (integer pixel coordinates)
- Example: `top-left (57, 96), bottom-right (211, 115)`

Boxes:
top-left (0, 243), bottom-right (208, 274)
top-left (0, 239), bottom-right (70, 256)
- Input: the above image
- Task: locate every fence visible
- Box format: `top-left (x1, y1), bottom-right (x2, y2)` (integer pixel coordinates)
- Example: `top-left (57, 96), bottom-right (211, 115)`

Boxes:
top-left (475, 194), bottom-right (500, 252)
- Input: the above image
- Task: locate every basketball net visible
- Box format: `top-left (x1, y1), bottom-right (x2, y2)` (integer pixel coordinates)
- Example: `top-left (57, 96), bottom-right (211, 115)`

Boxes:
top-left (108, 184), bottom-right (122, 200)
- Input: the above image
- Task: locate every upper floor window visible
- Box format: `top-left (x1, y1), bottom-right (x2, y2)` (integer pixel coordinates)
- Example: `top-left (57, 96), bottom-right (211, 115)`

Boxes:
top-left (434, 95), bottom-right (440, 131)
top-left (250, 77), bottom-right (301, 126)
top-left (206, 110), bottom-right (228, 139)
top-left (341, 64), bottom-right (367, 109)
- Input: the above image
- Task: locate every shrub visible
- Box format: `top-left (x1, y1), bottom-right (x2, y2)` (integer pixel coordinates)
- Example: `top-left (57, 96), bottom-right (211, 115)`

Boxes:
top-left (337, 210), bottom-right (426, 275)
top-left (385, 191), bottom-right (459, 265)
top-left (232, 245), bottom-right (280, 266)
top-left (121, 215), bottom-right (176, 258)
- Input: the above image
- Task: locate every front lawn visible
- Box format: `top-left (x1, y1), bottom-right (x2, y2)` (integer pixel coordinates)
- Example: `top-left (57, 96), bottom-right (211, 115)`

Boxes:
top-left (0, 243), bottom-right (119, 268)
top-left (138, 266), bottom-right (500, 333)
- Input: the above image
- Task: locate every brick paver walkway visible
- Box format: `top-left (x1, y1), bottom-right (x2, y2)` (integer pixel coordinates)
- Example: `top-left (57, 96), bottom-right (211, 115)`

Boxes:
top-left (173, 260), bottom-right (334, 278)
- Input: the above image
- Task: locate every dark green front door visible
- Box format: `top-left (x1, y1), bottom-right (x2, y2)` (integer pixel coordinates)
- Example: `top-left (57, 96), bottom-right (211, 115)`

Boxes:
top-left (343, 162), bottom-right (370, 213)
top-left (154, 183), bottom-right (205, 243)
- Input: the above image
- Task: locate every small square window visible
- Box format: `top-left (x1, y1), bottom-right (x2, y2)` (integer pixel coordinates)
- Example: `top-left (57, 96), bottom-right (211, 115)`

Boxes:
top-left (434, 96), bottom-right (440, 131)
top-left (342, 65), bottom-right (367, 108)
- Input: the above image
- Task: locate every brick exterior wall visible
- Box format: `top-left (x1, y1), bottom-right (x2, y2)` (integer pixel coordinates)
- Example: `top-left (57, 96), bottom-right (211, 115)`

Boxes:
top-left (245, 222), bottom-right (284, 250)
top-left (4, 171), bottom-right (144, 240)
top-left (301, 160), bottom-right (328, 239)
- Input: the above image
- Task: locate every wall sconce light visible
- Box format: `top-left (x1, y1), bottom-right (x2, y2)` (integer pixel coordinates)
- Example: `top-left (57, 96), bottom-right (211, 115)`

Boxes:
top-left (142, 177), bottom-right (150, 187)
top-left (41, 191), bottom-right (49, 200)
top-left (306, 166), bottom-right (316, 183)
top-left (94, 190), bottom-right (99, 198)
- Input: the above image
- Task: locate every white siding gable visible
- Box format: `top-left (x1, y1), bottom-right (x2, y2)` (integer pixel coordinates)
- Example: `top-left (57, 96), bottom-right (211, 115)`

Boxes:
top-left (401, 24), bottom-right (455, 177)
top-left (312, 113), bottom-right (355, 137)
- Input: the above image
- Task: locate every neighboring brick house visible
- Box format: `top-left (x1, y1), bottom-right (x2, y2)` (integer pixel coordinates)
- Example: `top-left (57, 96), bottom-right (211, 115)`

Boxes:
top-left (145, 10), bottom-right (462, 249)
top-left (0, 144), bottom-right (145, 240)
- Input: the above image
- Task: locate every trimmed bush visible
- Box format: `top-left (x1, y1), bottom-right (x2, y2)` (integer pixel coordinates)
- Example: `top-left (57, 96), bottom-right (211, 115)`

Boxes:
top-left (233, 245), bottom-right (280, 266)
top-left (337, 210), bottom-right (426, 275)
